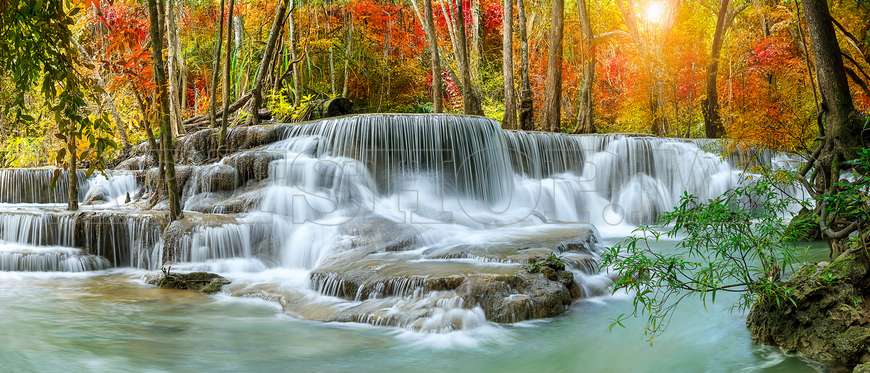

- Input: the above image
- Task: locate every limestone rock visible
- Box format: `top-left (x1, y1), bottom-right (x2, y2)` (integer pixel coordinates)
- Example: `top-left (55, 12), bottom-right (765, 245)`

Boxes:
top-left (747, 248), bottom-right (870, 370)
top-left (148, 272), bottom-right (230, 294)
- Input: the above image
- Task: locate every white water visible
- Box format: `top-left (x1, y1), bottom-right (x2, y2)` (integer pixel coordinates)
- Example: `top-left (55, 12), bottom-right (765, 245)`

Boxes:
top-left (2, 115), bottom-right (769, 339)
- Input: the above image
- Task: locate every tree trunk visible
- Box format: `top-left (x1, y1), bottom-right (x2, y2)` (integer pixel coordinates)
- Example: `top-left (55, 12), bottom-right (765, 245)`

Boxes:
top-left (801, 0), bottom-right (864, 255)
top-left (342, 11), bottom-right (353, 98)
top-left (66, 132), bottom-right (78, 211)
top-left (574, 0), bottom-right (595, 134)
top-left (289, 4), bottom-right (300, 106)
top-left (165, 0), bottom-right (184, 137)
top-left (219, 0), bottom-right (236, 154)
top-left (454, 0), bottom-right (483, 115)
top-left (148, 0), bottom-right (183, 226)
top-left (209, 0), bottom-right (226, 129)
top-left (249, 0), bottom-right (290, 125)
top-left (702, 0), bottom-right (729, 138)
top-left (471, 0), bottom-right (483, 74)
top-left (501, 0), bottom-right (516, 128)
top-left (420, 0), bottom-right (443, 112)
top-left (516, 0), bottom-right (533, 130)
top-left (543, 0), bottom-right (564, 132)
top-left (329, 46), bottom-right (336, 95)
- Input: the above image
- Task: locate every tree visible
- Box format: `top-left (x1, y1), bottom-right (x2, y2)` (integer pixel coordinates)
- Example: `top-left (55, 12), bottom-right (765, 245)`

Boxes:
top-left (249, 0), bottom-right (291, 125)
top-left (409, 0), bottom-right (443, 112)
top-left (165, 0), bottom-right (185, 137)
top-left (702, 0), bottom-right (747, 138)
top-left (798, 0), bottom-right (867, 256)
top-left (0, 0), bottom-right (115, 211)
top-left (502, 0), bottom-right (516, 128)
top-left (574, 0), bottom-right (595, 134)
top-left (218, 0), bottom-right (236, 154)
top-left (208, 0), bottom-right (227, 130)
top-left (454, 0), bottom-right (483, 115)
top-left (147, 0), bottom-right (183, 226)
top-left (440, 0), bottom-right (483, 115)
top-left (516, 0), bottom-right (534, 130)
top-left (543, 0), bottom-right (565, 132)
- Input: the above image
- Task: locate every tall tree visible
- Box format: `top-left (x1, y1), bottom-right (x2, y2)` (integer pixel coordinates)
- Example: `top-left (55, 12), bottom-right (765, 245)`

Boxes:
top-left (147, 0), bottom-right (183, 224)
top-left (799, 0), bottom-right (866, 255)
top-left (208, 0), bottom-right (226, 130)
top-left (454, 0), bottom-right (483, 115)
top-left (543, 0), bottom-right (565, 132)
top-left (516, 0), bottom-right (534, 130)
top-left (289, 1), bottom-right (301, 106)
top-left (219, 0), bottom-right (236, 154)
top-left (249, 0), bottom-right (291, 125)
top-left (341, 11), bottom-right (353, 98)
top-left (502, 0), bottom-right (516, 128)
top-left (165, 0), bottom-right (184, 137)
top-left (574, 0), bottom-right (595, 134)
top-left (409, 0), bottom-right (443, 112)
top-left (702, 0), bottom-right (747, 138)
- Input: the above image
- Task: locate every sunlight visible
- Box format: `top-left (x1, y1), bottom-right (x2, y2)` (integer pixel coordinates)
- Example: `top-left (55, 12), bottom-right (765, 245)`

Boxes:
top-left (642, 1), bottom-right (667, 25)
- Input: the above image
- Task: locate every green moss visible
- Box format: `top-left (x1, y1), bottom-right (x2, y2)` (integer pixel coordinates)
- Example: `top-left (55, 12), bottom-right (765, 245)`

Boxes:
top-left (784, 208), bottom-right (821, 242)
top-left (525, 253), bottom-right (566, 273)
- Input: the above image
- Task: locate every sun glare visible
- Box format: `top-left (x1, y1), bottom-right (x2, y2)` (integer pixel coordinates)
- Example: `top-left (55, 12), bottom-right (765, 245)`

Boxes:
top-left (642, 1), bottom-right (667, 25)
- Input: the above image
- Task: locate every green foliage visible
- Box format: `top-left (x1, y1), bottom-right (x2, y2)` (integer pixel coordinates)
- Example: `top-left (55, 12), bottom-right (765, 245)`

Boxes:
top-left (525, 253), bottom-right (567, 273)
top-left (602, 175), bottom-right (804, 339)
top-left (0, 0), bottom-right (115, 175)
top-left (820, 147), bottom-right (870, 228)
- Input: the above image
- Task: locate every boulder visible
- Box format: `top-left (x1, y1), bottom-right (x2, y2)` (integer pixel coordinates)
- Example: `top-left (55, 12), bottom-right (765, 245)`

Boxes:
top-left (148, 272), bottom-right (231, 294)
top-left (747, 247), bottom-right (870, 371)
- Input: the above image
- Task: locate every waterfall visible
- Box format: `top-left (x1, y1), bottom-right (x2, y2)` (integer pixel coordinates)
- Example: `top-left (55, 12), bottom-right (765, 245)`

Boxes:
top-left (3, 113), bottom-right (757, 335)
top-left (0, 168), bottom-right (88, 204)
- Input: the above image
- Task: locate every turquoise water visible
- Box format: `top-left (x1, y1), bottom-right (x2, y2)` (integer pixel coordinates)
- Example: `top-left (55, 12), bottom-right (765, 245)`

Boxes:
top-left (0, 264), bottom-right (822, 372)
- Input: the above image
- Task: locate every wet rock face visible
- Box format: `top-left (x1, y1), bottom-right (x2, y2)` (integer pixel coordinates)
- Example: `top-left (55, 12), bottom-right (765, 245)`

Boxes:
top-left (147, 272), bottom-right (230, 294)
top-left (173, 126), bottom-right (283, 164)
top-left (222, 151), bottom-right (283, 186)
top-left (747, 248), bottom-right (870, 371)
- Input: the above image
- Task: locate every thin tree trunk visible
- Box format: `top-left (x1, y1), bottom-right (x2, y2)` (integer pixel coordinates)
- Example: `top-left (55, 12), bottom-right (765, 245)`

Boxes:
top-left (454, 0), bottom-right (483, 115)
top-left (472, 0), bottom-right (483, 74)
top-left (543, 0), bottom-right (564, 132)
top-left (165, 0), bottom-right (184, 137)
top-left (148, 0), bottom-right (183, 227)
top-left (501, 0), bottom-right (516, 128)
top-left (329, 46), bottom-right (336, 95)
top-left (66, 131), bottom-right (78, 211)
top-left (209, 0), bottom-right (226, 129)
top-left (249, 0), bottom-right (290, 125)
top-left (574, 0), bottom-right (595, 134)
top-left (342, 11), bottom-right (353, 98)
top-left (289, 4), bottom-right (300, 106)
top-left (516, 0), bottom-right (533, 130)
top-left (412, 0), bottom-right (443, 113)
top-left (702, 0), bottom-right (729, 138)
top-left (219, 0), bottom-right (236, 153)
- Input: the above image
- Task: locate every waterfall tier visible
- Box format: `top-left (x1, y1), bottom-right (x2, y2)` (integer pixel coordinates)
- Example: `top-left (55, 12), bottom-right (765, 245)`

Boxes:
top-left (5, 114), bottom-right (752, 330)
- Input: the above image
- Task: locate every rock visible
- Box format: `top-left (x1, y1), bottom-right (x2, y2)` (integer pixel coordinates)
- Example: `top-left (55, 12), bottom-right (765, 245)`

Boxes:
top-left (784, 208), bottom-right (821, 241)
top-left (747, 247), bottom-right (870, 370)
top-left (310, 254), bottom-right (581, 324)
top-left (222, 150), bottom-right (283, 186)
top-left (148, 272), bottom-right (230, 294)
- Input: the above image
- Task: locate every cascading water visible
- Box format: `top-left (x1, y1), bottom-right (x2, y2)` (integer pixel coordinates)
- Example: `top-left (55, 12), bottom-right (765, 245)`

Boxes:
top-left (3, 114), bottom-right (751, 335)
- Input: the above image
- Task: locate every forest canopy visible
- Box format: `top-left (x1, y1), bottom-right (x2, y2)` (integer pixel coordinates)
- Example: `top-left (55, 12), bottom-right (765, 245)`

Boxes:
top-left (0, 0), bottom-right (868, 167)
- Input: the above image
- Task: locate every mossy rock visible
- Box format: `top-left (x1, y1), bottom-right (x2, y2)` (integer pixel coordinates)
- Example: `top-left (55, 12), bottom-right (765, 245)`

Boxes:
top-left (747, 248), bottom-right (870, 370)
top-left (149, 272), bottom-right (231, 294)
top-left (784, 208), bottom-right (821, 242)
